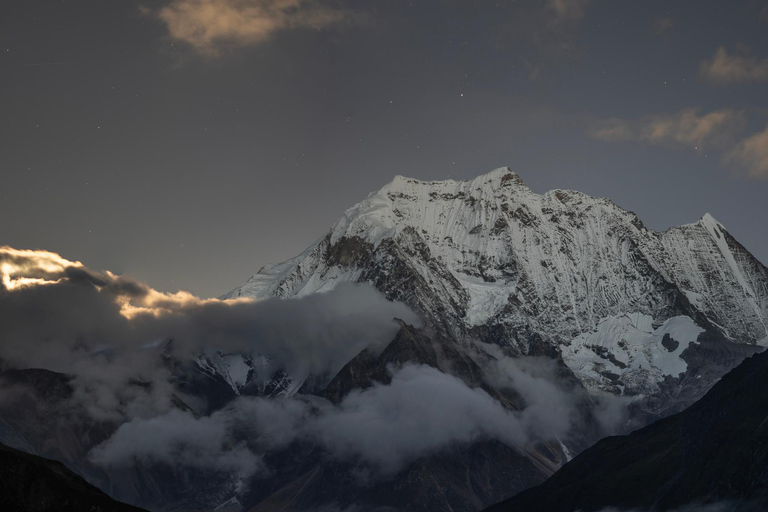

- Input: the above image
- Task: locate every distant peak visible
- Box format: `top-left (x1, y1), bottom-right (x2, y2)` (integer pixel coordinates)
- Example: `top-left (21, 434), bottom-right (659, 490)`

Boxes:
top-left (677, 212), bottom-right (727, 233)
top-left (460, 166), bottom-right (522, 183)
top-left (700, 212), bottom-right (726, 231)
top-left (485, 166), bottom-right (514, 178)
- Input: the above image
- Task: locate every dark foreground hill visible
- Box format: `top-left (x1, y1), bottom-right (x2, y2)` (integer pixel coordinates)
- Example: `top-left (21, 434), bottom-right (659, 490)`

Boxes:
top-left (0, 441), bottom-right (147, 512)
top-left (485, 348), bottom-right (768, 512)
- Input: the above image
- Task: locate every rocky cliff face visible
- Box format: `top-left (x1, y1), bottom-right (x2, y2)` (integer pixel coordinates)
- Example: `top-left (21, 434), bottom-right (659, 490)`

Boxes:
top-left (224, 168), bottom-right (768, 405)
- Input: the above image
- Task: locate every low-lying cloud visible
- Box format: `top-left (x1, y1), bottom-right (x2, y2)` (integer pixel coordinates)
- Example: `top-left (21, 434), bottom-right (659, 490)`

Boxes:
top-left (0, 246), bottom-right (628, 489)
top-left (483, 347), bottom-right (627, 436)
top-left (92, 355), bottom-right (628, 482)
top-left (0, 246), bottom-right (419, 420)
top-left (90, 408), bottom-right (262, 477)
top-left (308, 364), bottom-right (527, 474)
top-left (92, 363), bottom-right (594, 480)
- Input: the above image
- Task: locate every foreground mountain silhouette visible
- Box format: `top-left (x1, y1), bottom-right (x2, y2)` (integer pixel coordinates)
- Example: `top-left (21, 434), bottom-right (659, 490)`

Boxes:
top-left (484, 347), bottom-right (768, 512)
top-left (0, 440), bottom-right (146, 512)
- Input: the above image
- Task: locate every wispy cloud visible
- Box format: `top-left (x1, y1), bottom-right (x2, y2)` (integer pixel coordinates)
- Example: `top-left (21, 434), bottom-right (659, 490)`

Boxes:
top-left (482, 0), bottom-right (594, 82)
top-left (589, 107), bottom-right (747, 150)
top-left (547, 0), bottom-right (594, 25)
top-left (589, 108), bottom-right (768, 180)
top-left (750, 0), bottom-right (768, 22)
top-left (698, 47), bottom-right (768, 85)
top-left (151, 0), bottom-right (360, 55)
top-left (725, 124), bottom-right (768, 178)
top-left (651, 17), bottom-right (674, 40)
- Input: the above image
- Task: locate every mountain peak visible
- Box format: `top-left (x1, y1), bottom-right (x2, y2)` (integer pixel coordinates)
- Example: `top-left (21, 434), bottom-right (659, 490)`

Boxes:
top-left (332, 167), bottom-right (534, 249)
top-left (699, 212), bottom-right (725, 230)
top-left (481, 166), bottom-right (523, 183)
top-left (229, 166), bottom-right (768, 350)
top-left (380, 166), bottom-right (525, 195)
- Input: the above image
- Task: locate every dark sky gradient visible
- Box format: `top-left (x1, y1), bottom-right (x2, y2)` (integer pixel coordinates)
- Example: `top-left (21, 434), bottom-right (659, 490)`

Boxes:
top-left (2, 0), bottom-right (767, 297)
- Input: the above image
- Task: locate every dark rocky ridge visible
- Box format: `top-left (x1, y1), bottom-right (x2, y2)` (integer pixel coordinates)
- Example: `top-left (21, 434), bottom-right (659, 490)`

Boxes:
top-left (242, 440), bottom-right (555, 512)
top-left (484, 347), bottom-right (768, 512)
top-left (0, 440), bottom-right (146, 512)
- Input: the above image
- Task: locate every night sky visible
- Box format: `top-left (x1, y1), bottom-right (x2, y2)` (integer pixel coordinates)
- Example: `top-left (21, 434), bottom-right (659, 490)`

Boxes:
top-left (2, 0), bottom-right (767, 298)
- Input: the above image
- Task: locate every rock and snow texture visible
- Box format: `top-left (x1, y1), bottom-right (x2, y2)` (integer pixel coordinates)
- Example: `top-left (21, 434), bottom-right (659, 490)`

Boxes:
top-left (224, 167), bottom-right (768, 396)
top-left (660, 213), bottom-right (767, 342)
top-left (195, 351), bottom-right (306, 397)
top-left (196, 352), bottom-right (252, 395)
top-left (561, 314), bottom-right (704, 395)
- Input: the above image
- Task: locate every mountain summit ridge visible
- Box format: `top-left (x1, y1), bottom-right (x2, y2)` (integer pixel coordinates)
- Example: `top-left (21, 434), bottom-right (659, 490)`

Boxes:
top-left (224, 167), bottom-right (768, 400)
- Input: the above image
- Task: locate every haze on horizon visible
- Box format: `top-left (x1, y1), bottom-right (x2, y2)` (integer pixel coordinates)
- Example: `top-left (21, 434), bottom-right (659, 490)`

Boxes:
top-left (2, 0), bottom-right (767, 298)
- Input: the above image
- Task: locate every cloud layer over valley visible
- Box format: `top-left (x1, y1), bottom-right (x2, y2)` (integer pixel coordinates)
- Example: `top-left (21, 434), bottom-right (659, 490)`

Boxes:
top-left (0, 246), bottom-right (418, 420)
top-left (0, 246), bottom-right (623, 484)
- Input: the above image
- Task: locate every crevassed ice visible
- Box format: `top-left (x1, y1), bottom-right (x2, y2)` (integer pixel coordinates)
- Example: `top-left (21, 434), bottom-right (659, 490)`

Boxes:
top-left (561, 314), bottom-right (704, 394)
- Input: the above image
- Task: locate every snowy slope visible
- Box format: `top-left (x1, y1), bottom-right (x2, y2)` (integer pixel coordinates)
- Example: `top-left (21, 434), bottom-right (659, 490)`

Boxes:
top-left (196, 351), bottom-right (252, 395)
top-left (561, 314), bottom-right (704, 395)
top-left (195, 351), bottom-right (306, 397)
top-left (224, 168), bottom-right (768, 397)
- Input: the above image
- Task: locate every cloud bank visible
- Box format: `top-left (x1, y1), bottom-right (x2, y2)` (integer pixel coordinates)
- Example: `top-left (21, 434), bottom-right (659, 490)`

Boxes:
top-left (92, 362), bottom-right (597, 479)
top-left (0, 246), bottom-right (419, 419)
top-left (0, 246), bottom-right (625, 487)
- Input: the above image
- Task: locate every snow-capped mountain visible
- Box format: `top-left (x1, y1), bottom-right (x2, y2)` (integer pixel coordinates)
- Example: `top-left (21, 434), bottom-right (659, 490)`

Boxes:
top-left (224, 167), bottom-right (768, 401)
